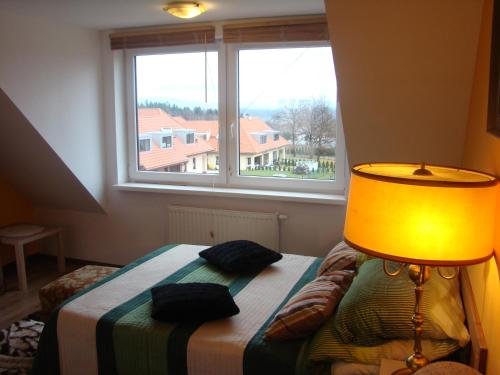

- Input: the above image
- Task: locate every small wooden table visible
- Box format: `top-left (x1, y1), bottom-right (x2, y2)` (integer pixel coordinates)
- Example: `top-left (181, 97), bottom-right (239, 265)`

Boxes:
top-left (0, 227), bottom-right (65, 291)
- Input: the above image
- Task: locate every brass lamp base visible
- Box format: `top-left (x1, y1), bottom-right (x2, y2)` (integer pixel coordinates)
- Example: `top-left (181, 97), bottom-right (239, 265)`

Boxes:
top-left (384, 263), bottom-right (431, 374)
top-left (391, 353), bottom-right (430, 374)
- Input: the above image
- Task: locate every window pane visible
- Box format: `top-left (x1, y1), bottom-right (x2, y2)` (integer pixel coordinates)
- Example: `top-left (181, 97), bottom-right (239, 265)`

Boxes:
top-left (135, 51), bottom-right (219, 174)
top-left (238, 47), bottom-right (337, 181)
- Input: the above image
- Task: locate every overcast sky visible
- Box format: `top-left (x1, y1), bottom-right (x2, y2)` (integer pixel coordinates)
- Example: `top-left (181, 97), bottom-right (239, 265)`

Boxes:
top-left (135, 46), bottom-right (337, 111)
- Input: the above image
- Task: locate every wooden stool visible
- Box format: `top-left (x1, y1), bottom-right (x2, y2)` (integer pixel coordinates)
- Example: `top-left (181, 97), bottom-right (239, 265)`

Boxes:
top-left (0, 226), bottom-right (65, 291)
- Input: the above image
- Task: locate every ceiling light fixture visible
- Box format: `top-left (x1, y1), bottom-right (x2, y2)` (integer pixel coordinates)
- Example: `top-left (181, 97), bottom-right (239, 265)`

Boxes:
top-left (164, 2), bottom-right (206, 19)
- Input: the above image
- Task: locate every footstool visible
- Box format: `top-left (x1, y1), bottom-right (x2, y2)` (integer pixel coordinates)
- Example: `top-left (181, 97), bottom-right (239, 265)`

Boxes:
top-left (39, 265), bottom-right (119, 315)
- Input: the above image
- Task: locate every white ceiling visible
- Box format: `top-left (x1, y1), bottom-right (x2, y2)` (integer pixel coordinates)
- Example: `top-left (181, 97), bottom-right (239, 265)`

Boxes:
top-left (0, 0), bottom-right (326, 30)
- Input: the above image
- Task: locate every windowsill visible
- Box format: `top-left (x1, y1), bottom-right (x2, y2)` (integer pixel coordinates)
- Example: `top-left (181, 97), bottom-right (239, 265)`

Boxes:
top-left (113, 182), bottom-right (346, 205)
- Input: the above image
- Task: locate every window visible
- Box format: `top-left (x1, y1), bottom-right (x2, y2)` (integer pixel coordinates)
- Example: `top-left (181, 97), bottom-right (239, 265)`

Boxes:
top-left (161, 136), bottom-right (172, 148)
top-left (186, 133), bottom-right (195, 144)
top-left (139, 138), bottom-right (151, 152)
top-left (123, 21), bottom-right (344, 194)
top-left (128, 48), bottom-right (219, 182)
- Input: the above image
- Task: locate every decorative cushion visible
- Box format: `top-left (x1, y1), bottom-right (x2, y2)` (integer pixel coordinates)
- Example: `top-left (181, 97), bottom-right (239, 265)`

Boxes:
top-left (0, 225), bottom-right (44, 238)
top-left (265, 270), bottom-right (355, 341)
top-left (308, 317), bottom-right (460, 366)
top-left (199, 240), bottom-right (282, 273)
top-left (333, 259), bottom-right (469, 346)
top-left (0, 319), bottom-right (44, 373)
top-left (316, 241), bottom-right (358, 277)
top-left (39, 265), bottom-right (119, 314)
top-left (150, 282), bottom-right (239, 322)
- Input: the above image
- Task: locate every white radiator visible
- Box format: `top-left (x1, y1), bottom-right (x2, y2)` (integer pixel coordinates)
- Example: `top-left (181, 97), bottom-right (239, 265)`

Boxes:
top-left (168, 205), bottom-right (283, 250)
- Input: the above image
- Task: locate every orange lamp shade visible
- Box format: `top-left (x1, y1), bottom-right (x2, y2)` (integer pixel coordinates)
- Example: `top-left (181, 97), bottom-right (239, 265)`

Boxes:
top-left (344, 163), bottom-right (498, 266)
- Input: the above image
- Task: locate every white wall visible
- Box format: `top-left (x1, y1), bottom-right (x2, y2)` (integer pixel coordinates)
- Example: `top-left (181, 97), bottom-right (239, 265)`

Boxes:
top-left (325, 0), bottom-right (483, 167)
top-left (32, 32), bottom-right (347, 265)
top-left (0, 10), bottom-right (106, 207)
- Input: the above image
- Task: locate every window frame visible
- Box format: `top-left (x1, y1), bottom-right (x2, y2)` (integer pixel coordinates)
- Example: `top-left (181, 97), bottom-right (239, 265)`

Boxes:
top-left (225, 41), bottom-right (345, 194)
top-left (124, 41), bottom-right (345, 195)
top-left (125, 43), bottom-right (227, 185)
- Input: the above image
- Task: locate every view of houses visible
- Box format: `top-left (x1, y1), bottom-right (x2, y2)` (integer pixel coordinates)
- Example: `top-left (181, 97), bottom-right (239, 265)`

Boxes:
top-left (137, 108), bottom-right (289, 174)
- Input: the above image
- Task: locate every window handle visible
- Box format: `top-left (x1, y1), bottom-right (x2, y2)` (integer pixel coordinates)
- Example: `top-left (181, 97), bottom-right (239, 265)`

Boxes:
top-left (230, 122), bottom-right (235, 139)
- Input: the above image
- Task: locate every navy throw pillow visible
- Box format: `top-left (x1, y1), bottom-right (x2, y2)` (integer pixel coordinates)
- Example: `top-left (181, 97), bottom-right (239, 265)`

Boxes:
top-left (199, 240), bottom-right (283, 273)
top-left (150, 282), bottom-right (239, 322)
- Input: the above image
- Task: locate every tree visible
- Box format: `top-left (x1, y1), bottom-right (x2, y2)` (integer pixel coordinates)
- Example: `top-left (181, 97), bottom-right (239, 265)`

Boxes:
top-left (270, 101), bottom-right (305, 156)
top-left (299, 98), bottom-right (336, 163)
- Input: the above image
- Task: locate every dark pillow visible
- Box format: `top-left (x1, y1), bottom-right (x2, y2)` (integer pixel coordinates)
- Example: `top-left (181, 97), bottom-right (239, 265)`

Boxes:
top-left (199, 240), bottom-right (283, 273)
top-left (150, 282), bottom-right (239, 322)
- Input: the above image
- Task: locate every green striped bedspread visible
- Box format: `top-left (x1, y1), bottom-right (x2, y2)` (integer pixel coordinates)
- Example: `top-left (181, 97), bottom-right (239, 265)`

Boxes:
top-left (33, 244), bottom-right (322, 375)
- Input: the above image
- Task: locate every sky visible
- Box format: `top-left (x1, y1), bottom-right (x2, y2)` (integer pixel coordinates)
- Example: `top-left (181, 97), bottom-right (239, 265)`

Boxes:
top-left (135, 46), bottom-right (337, 112)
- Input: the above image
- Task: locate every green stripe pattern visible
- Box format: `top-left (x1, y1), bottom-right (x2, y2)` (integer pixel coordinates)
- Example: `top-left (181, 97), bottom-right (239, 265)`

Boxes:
top-left (34, 245), bottom-right (323, 375)
top-left (308, 318), bottom-right (460, 365)
top-left (33, 244), bottom-right (179, 375)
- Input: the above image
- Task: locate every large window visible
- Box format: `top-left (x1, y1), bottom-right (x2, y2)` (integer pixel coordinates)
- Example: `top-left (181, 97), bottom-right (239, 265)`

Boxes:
top-left (125, 35), bottom-right (344, 194)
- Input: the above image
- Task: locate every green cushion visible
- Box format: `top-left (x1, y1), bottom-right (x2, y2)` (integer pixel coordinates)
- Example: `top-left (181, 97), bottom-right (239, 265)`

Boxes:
top-left (333, 259), bottom-right (469, 346)
top-left (308, 316), bottom-right (460, 366)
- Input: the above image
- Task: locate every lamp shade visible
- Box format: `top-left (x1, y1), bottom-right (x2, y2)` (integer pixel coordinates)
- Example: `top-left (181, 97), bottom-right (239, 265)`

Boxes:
top-left (344, 163), bottom-right (498, 266)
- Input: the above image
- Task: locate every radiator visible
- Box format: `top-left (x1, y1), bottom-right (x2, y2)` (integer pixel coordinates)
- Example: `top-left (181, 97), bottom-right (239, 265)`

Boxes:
top-left (167, 205), bottom-right (283, 250)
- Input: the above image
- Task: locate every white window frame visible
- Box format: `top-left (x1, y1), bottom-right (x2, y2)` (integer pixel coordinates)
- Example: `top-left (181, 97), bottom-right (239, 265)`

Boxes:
top-left (225, 42), bottom-right (345, 194)
top-left (124, 41), bottom-right (345, 195)
top-left (125, 43), bottom-right (227, 186)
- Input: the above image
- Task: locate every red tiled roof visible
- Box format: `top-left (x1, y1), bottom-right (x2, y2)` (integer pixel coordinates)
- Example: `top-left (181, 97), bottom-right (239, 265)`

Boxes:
top-left (186, 118), bottom-right (289, 154)
top-left (137, 108), bottom-right (214, 170)
top-left (239, 117), bottom-right (289, 154)
top-left (138, 108), bottom-right (185, 133)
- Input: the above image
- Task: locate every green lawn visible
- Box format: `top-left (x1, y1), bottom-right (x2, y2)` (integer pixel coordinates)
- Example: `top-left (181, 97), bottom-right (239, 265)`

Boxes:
top-left (240, 169), bottom-right (335, 180)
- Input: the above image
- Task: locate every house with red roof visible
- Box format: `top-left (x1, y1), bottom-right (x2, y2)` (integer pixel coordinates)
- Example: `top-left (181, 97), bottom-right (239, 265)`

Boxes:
top-left (137, 108), bottom-right (289, 173)
top-left (137, 108), bottom-right (214, 173)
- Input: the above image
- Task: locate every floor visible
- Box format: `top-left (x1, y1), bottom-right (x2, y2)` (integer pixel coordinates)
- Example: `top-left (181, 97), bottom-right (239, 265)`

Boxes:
top-left (0, 254), bottom-right (81, 329)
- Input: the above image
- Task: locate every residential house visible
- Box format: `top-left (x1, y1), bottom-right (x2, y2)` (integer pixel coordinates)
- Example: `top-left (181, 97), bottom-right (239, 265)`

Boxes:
top-left (137, 108), bottom-right (214, 173)
top-left (138, 109), bottom-right (289, 172)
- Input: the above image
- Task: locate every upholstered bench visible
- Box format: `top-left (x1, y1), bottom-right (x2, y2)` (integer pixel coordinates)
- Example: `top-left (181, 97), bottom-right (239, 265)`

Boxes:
top-left (39, 265), bottom-right (119, 315)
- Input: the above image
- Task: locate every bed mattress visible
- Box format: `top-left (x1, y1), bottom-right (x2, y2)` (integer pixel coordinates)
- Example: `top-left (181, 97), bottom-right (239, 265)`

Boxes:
top-left (33, 244), bottom-right (322, 375)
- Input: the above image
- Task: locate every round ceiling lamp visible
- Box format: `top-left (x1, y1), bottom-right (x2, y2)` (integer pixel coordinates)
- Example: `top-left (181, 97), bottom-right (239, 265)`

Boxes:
top-left (164, 2), bottom-right (206, 19)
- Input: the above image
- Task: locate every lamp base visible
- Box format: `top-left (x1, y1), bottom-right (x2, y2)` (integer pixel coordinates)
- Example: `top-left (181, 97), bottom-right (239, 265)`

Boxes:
top-left (391, 354), bottom-right (429, 374)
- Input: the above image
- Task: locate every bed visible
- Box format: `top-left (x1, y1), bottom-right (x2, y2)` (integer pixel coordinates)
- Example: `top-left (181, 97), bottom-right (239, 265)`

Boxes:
top-left (33, 243), bottom-right (487, 375)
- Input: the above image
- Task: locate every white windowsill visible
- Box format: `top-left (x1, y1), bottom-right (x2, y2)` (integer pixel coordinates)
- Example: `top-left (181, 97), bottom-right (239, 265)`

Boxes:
top-left (113, 182), bottom-right (346, 205)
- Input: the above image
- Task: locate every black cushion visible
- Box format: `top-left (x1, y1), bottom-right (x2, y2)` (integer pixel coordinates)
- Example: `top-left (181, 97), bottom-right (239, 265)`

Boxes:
top-left (199, 240), bottom-right (283, 273)
top-left (150, 282), bottom-right (239, 322)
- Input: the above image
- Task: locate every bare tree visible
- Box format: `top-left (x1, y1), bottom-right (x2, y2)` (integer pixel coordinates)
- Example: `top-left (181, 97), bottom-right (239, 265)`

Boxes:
top-left (269, 101), bottom-right (304, 156)
top-left (296, 98), bottom-right (336, 162)
top-left (310, 98), bottom-right (336, 163)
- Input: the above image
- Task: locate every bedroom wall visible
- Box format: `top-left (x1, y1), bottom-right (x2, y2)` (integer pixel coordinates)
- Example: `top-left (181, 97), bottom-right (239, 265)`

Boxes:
top-left (325, 0), bottom-right (482, 167)
top-left (0, 10), bottom-right (106, 209)
top-left (31, 30), bottom-right (348, 264)
top-left (462, 1), bottom-right (500, 374)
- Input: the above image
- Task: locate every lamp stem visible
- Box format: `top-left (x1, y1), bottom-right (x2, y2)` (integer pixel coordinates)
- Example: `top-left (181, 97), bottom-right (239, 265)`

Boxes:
top-left (392, 264), bottom-right (430, 375)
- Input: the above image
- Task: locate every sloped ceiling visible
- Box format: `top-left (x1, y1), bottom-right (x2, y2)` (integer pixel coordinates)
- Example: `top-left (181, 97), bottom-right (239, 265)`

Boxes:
top-left (326, 0), bottom-right (483, 167)
top-left (0, 88), bottom-right (104, 213)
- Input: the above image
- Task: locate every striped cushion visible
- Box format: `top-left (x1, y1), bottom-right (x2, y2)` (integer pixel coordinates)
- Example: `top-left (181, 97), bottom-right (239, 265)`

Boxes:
top-left (333, 259), bottom-right (470, 346)
top-left (264, 270), bottom-right (355, 341)
top-left (308, 317), bottom-right (460, 365)
top-left (316, 241), bottom-right (358, 277)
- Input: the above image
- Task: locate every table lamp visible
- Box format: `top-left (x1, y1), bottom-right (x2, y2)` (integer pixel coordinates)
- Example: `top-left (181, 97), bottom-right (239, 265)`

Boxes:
top-left (344, 162), bottom-right (498, 374)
